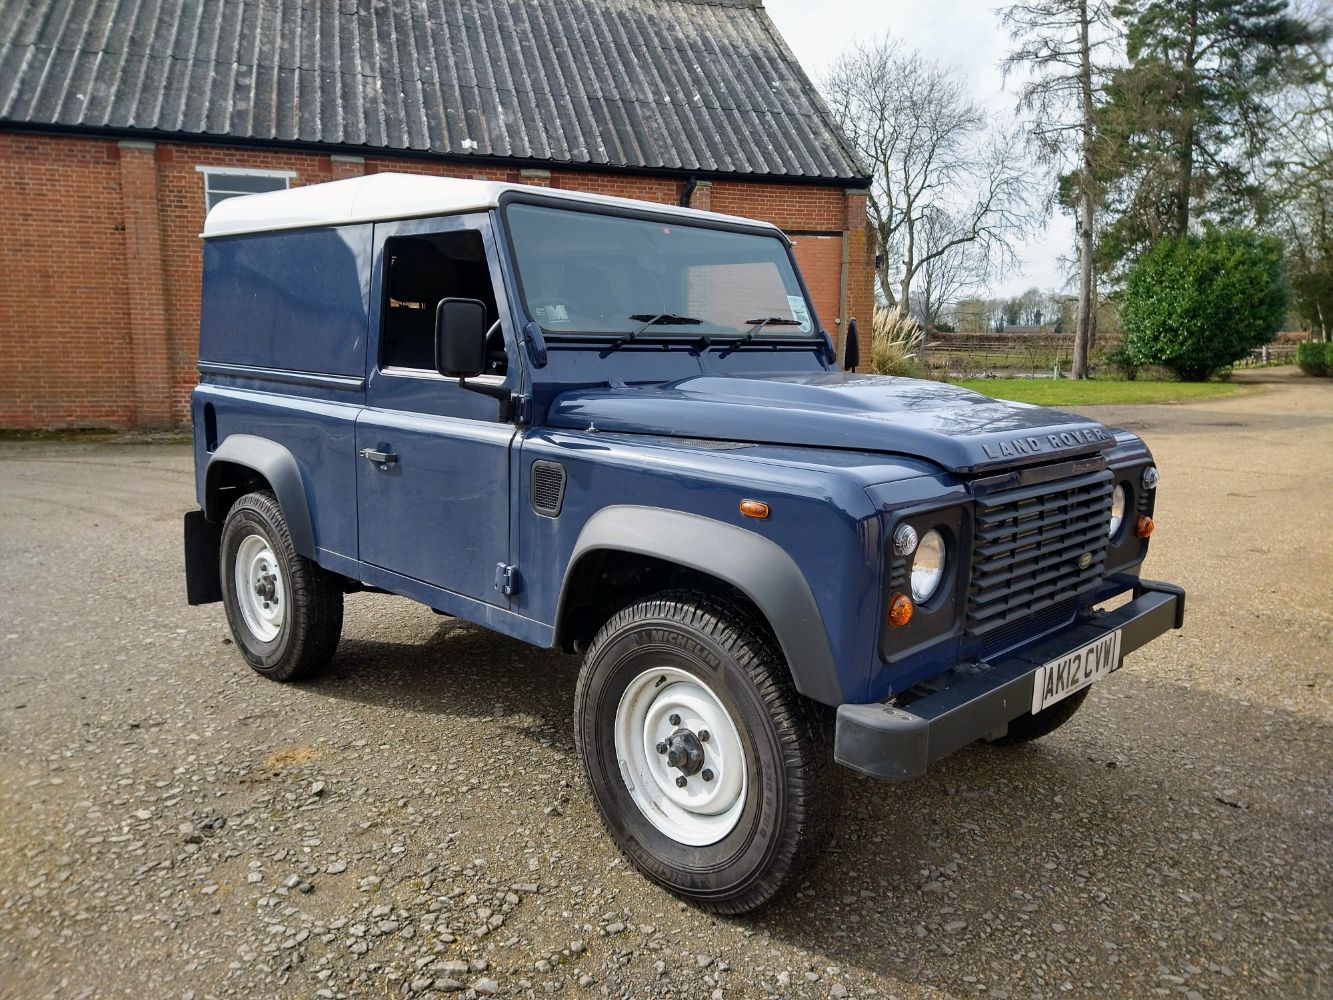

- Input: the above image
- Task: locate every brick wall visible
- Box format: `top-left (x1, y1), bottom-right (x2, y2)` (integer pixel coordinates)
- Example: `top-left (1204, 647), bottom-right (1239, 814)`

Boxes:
top-left (0, 133), bottom-right (133, 427)
top-left (0, 130), bottom-right (875, 428)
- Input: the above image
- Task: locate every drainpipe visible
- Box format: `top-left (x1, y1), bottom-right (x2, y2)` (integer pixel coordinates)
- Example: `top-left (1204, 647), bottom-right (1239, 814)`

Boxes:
top-left (679, 175), bottom-right (699, 208)
top-left (838, 230), bottom-right (850, 366)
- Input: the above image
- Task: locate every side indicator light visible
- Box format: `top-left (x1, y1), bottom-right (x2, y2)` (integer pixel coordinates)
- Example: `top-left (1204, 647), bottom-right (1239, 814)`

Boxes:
top-left (1136, 515), bottom-right (1155, 538)
top-left (739, 500), bottom-right (770, 520)
top-left (888, 592), bottom-right (914, 627)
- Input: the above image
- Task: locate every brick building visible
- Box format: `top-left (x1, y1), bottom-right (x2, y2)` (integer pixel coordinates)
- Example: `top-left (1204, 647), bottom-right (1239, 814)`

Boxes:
top-left (0, 0), bottom-right (873, 429)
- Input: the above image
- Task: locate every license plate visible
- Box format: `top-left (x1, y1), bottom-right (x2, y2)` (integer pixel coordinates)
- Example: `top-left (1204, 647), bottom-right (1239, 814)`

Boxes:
top-left (1030, 630), bottom-right (1123, 715)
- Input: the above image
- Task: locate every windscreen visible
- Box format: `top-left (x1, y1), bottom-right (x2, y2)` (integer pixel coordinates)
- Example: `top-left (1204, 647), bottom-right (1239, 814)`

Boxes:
top-left (505, 203), bottom-right (815, 338)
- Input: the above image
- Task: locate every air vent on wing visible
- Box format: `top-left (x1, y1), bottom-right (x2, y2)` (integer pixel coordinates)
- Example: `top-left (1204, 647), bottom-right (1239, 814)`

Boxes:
top-left (531, 460), bottom-right (566, 517)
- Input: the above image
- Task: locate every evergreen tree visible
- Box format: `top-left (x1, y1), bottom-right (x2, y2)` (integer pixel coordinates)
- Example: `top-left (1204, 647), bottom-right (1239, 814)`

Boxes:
top-left (1099, 1), bottom-right (1327, 269)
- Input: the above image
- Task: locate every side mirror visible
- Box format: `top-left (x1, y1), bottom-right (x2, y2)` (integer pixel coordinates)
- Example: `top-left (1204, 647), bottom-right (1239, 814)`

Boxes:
top-left (844, 318), bottom-right (860, 372)
top-left (435, 298), bottom-right (488, 378)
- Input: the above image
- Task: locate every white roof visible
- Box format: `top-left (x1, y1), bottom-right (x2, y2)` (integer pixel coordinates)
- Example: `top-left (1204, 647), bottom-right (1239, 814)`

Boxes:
top-left (201, 172), bottom-right (779, 239)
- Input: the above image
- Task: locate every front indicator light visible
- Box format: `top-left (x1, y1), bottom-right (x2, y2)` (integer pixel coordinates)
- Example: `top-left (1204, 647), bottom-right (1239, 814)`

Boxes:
top-left (1136, 515), bottom-right (1155, 538)
top-left (888, 592), bottom-right (914, 627)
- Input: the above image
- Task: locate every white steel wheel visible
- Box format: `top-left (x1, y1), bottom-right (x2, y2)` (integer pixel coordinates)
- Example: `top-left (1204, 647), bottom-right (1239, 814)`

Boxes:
top-left (233, 531), bottom-right (286, 643)
top-left (613, 666), bottom-right (747, 847)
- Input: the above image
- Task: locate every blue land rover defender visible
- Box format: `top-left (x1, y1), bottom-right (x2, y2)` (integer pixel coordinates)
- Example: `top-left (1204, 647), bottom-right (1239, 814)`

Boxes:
top-left (185, 174), bottom-right (1184, 913)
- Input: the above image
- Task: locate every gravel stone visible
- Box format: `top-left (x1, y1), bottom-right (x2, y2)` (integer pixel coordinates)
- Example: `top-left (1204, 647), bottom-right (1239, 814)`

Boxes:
top-left (0, 371), bottom-right (1329, 1000)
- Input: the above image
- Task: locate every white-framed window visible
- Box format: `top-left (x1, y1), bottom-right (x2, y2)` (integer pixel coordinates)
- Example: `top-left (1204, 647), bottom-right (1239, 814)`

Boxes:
top-left (196, 166), bottom-right (296, 211)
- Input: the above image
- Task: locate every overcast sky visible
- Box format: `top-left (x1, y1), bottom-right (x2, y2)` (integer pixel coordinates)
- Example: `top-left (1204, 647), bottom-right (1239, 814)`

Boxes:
top-left (764, 0), bottom-right (1076, 297)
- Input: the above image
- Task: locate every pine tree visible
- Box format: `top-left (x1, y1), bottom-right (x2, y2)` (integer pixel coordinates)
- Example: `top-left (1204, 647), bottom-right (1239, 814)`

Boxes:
top-left (1100, 0), bottom-right (1327, 268)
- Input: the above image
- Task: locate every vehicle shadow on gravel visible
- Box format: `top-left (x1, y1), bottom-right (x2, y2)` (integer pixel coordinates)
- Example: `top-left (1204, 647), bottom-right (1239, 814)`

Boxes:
top-left (750, 678), bottom-right (1329, 994)
top-left (297, 610), bottom-right (1328, 995)
top-left (311, 614), bottom-right (582, 758)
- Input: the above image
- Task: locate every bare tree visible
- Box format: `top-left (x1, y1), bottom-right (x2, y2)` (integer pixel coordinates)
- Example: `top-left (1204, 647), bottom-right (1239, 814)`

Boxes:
top-left (949, 296), bottom-right (1001, 332)
top-left (824, 38), bottom-right (1033, 314)
top-left (1001, 0), bottom-right (1121, 379)
top-left (911, 207), bottom-right (994, 327)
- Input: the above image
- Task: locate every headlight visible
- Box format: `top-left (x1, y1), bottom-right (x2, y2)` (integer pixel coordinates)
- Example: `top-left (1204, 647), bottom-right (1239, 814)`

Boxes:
top-left (911, 529), bottom-right (947, 602)
top-left (1109, 484), bottom-right (1126, 537)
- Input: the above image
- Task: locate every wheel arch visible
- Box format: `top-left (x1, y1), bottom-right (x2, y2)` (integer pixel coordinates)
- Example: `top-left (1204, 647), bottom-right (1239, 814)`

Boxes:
top-left (556, 506), bottom-right (843, 705)
top-left (204, 434), bottom-right (317, 559)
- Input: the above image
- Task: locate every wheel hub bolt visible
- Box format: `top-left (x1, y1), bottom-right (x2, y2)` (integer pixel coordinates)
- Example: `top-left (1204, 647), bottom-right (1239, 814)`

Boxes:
top-left (698, 730), bottom-right (710, 742)
top-left (655, 741), bottom-right (668, 755)
top-left (675, 775), bottom-right (687, 788)
top-left (668, 713), bottom-right (681, 726)
top-left (701, 768), bottom-right (714, 782)
top-left (253, 573), bottom-right (278, 604)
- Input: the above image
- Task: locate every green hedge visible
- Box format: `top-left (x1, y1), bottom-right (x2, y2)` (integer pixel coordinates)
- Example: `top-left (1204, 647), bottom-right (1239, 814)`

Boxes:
top-left (1121, 229), bottom-right (1290, 381)
top-left (1298, 341), bottom-right (1332, 377)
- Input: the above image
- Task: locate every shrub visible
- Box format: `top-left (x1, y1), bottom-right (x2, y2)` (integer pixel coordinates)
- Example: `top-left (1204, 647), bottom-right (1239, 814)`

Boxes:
top-left (1103, 342), bottom-right (1142, 381)
top-left (1298, 341), bottom-right (1332, 377)
top-left (870, 307), bottom-right (926, 378)
top-left (1121, 228), bottom-right (1290, 381)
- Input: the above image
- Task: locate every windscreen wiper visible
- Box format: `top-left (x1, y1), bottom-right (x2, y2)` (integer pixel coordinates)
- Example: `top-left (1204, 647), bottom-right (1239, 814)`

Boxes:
top-left (614, 313), bottom-right (703, 349)
top-left (730, 316), bottom-right (802, 348)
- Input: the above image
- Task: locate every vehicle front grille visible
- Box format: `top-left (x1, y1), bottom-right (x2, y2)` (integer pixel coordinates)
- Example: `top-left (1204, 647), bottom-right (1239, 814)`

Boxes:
top-left (975, 598), bottom-right (1077, 661)
top-left (967, 469), bottom-right (1113, 638)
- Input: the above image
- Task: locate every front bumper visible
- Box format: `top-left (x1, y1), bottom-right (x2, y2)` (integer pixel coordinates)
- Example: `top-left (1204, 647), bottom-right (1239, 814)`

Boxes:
top-left (835, 579), bottom-right (1185, 781)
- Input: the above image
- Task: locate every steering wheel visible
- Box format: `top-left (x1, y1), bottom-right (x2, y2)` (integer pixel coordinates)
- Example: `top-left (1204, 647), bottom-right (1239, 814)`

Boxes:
top-left (484, 319), bottom-right (507, 375)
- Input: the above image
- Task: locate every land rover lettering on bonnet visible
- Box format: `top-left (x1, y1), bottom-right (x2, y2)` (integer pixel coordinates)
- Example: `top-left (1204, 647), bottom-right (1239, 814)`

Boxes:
top-left (184, 174), bottom-right (1185, 913)
top-left (981, 426), bottom-right (1114, 461)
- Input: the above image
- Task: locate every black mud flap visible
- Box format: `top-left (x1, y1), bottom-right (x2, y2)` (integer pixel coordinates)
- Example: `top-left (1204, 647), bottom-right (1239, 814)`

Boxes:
top-left (184, 509), bottom-right (223, 605)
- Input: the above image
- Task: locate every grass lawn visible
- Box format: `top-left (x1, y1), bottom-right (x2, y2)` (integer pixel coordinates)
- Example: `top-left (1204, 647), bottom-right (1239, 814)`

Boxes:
top-left (953, 377), bottom-right (1248, 406)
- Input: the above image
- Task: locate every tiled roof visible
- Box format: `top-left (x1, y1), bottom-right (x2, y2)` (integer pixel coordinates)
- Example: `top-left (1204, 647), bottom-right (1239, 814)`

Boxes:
top-left (0, 0), bottom-right (867, 183)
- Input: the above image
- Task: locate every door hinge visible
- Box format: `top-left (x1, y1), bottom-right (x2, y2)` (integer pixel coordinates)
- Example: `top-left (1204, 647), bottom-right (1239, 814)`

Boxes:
top-left (511, 393), bottom-right (532, 425)
top-left (494, 563), bottom-right (520, 596)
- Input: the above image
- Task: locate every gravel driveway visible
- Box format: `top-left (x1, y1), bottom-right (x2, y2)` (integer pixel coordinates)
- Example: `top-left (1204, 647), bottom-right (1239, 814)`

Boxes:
top-left (2, 369), bottom-right (1330, 1000)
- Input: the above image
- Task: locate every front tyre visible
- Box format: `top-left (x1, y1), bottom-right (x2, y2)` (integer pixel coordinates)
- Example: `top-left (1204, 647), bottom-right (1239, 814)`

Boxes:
top-left (574, 592), bottom-right (837, 914)
top-left (989, 686), bottom-right (1090, 746)
top-left (220, 490), bottom-right (343, 682)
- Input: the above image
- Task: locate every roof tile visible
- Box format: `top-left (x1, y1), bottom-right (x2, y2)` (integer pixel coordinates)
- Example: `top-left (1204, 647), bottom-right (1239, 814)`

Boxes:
top-left (0, 0), bottom-right (866, 182)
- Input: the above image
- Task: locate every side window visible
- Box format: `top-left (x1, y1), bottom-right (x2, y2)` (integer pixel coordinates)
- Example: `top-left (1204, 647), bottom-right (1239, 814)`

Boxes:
top-left (381, 232), bottom-right (505, 375)
top-left (198, 167), bottom-right (292, 210)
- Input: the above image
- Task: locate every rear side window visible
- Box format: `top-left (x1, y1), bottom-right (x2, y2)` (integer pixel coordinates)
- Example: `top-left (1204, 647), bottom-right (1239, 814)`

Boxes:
top-left (380, 231), bottom-right (504, 374)
top-left (199, 225), bottom-right (372, 377)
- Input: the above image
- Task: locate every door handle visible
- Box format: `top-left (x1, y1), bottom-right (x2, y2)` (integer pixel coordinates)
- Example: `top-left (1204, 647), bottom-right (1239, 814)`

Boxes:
top-left (359, 447), bottom-right (398, 466)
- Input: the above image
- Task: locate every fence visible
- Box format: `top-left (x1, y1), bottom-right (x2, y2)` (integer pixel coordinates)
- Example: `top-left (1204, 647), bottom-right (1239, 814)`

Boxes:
top-left (926, 334), bottom-right (1302, 377)
top-left (1238, 343), bottom-right (1299, 367)
top-left (924, 332), bottom-right (1075, 378)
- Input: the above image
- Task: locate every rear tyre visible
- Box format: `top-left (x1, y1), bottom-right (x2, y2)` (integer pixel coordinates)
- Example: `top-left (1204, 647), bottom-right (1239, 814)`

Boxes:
top-left (220, 490), bottom-right (343, 682)
top-left (574, 591), bottom-right (838, 914)
top-left (989, 687), bottom-right (1090, 746)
